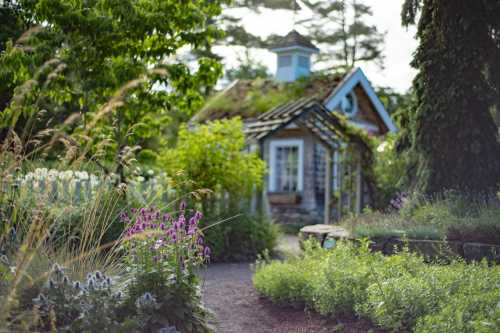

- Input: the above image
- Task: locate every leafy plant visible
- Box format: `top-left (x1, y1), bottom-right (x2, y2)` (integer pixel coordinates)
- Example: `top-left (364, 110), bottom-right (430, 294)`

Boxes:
top-left (253, 239), bottom-right (500, 333)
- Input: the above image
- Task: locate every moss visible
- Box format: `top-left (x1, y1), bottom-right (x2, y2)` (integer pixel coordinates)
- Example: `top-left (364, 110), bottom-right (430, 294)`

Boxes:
top-left (196, 73), bottom-right (343, 122)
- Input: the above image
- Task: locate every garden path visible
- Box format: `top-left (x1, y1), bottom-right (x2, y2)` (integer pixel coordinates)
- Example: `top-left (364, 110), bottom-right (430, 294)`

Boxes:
top-left (201, 236), bottom-right (386, 333)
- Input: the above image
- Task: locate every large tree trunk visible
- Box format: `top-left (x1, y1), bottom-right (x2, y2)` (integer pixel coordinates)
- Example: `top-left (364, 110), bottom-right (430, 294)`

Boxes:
top-left (409, 0), bottom-right (500, 196)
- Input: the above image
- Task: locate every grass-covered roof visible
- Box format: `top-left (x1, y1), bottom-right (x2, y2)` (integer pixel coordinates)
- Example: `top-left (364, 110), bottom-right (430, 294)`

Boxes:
top-left (193, 73), bottom-right (345, 123)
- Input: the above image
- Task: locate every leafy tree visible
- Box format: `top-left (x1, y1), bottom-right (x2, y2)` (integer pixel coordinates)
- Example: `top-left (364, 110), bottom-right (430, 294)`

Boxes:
top-left (0, 0), bottom-right (226, 178)
top-left (298, 0), bottom-right (385, 69)
top-left (402, 0), bottom-right (500, 195)
top-left (0, 0), bottom-right (28, 114)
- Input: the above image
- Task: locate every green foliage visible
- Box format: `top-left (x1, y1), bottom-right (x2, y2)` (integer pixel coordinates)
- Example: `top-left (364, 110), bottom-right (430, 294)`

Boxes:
top-left (401, 0), bottom-right (500, 195)
top-left (344, 193), bottom-right (500, 244)
top-left (0, 0), bottom-right (226, 172)
top-left (162, 118), bottom-right (265, 198)
top-left (372, 134), bottom-right (407, 207)
top-left (253, 240), bottom-right (500, 333)
top-left (204, 213), bottom-right (279, 261)
top-left (161, 117), bottom-right (277, 260)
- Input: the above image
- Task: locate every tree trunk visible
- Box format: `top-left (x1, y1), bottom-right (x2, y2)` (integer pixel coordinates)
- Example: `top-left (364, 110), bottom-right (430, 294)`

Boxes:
top-left (410, 0), bottom-right (500, 196)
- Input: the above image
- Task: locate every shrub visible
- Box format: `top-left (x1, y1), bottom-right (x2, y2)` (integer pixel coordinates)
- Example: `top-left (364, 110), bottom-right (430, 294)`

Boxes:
top-left (204, 212), bottom-right (279, 261)
top-left (161, 118), bottom-right (277, 260)
top-left (253, 240), bottom-right (499, 333)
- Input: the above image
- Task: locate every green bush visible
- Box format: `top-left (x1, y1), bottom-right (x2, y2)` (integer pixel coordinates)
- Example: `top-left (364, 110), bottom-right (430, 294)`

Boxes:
top-left (161, 118), bottom-right (278, 260)
top-left (203, 213), bottom-right (279, 261)
top-left (253, 240), bottom-right (500, 333)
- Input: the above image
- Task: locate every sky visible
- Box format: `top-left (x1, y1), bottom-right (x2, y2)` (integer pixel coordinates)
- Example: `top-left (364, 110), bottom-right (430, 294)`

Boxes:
top-left (214, 0), bottom-right (418, 93)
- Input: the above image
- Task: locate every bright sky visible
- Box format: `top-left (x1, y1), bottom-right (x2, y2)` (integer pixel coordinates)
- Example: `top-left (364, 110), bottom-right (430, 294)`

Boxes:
top-left (215, 0), bottom-right (418, 93)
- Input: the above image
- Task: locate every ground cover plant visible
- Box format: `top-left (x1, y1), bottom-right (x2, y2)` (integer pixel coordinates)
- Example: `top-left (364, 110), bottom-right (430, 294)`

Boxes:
top-left (253, 240), bottom-right (500, 333)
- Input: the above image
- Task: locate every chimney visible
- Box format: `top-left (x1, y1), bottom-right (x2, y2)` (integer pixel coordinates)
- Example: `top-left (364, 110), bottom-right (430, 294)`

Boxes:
top-left (269, 30), bottom-right (319, 83)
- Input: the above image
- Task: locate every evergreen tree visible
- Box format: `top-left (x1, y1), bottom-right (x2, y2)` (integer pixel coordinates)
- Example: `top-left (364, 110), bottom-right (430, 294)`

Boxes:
top-left (402, 0), bottom-right (500, 196)
top-left (298, 0), bottom-right (385, 69)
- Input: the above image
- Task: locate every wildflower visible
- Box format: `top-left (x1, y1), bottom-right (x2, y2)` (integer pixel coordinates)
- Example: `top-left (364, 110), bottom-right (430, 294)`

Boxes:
top-left (62, 275), bottom-right (70, 285)
top-left (162, 213), bottom-right (171, 222)
top-left (74, 281), bottom-right (81, 290)
top-left (160, 223), bottom-right (166, 230)
top-left (179, 201), bottom-right (186, 210)
top-left (194, 211), bottom-right (203, 221)
top-left (94, 271), bottom-right (102, 280)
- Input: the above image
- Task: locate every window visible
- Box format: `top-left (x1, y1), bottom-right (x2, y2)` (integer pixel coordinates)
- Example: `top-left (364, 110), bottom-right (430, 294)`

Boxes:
top-left (340, 91), bottom-right (358, 117)
top-left (276, 146), bottom-right (299, 192)
top-left (269, 140), bottom-right (303, 192)
top-left (298, 55), bottom-right (310, 68)
top-left (278, 55), bottom-right (292, 68)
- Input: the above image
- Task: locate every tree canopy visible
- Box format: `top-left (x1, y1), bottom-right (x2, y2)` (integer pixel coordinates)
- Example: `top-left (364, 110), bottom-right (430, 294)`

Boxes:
top-left (0, 0), bottom-right (227, 176)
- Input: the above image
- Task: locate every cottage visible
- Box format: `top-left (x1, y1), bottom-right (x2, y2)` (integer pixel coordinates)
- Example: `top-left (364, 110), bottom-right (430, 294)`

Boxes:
top-left (195, 30), bottom-right (396, 225)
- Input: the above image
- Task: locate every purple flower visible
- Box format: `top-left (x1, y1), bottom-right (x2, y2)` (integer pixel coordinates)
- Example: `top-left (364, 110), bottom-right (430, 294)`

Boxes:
top-left (178, 215), bottom-right (186, 228)
top-left (197, 236), bottom-right (204, 246)
top-left (194, 211), bottom-right (202, 221)
top-left (187, 226), bottom-right (197, 235)
top-left (203, 246), bottom-right (211, 258)
top-left (131, 208), bottom-right (137, 214)
top-left (188, 217), bottom-right (197, 226)
top-left (160, 223), bottom-right (166, 230)
top-left (162, 213), bottom-right (171, 222)
top-left (180, 201), bottom-right (186, 210)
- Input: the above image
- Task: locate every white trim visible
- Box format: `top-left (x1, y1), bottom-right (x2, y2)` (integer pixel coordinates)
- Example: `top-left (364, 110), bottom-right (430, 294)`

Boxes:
top-left (269, 139), bottom-right (304, 192)
top-left (324, 68), bottom-right (397, 133)
top-left (270, 45), bottom-right (319, 54)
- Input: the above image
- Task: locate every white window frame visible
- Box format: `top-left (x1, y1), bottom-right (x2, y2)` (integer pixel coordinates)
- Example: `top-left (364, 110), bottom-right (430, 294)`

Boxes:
top-left (269, 139), bottom-right (304, 192)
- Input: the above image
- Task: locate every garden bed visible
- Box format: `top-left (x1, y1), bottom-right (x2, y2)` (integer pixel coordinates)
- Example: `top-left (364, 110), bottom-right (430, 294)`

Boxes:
top-left (253, 240), bottom-right (500, 333)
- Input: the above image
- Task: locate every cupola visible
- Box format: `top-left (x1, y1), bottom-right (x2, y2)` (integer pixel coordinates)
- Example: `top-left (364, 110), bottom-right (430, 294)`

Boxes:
top-left (269, 30), bottom-right (319, 82)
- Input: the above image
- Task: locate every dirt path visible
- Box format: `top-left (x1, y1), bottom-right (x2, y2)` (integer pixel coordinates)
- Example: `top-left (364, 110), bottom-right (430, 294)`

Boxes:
top-left (201, 237), bottom-right (386, 333)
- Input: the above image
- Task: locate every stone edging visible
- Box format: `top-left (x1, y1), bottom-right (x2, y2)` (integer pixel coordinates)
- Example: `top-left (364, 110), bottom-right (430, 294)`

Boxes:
top-left (299, 224), bottom-right (500, 263)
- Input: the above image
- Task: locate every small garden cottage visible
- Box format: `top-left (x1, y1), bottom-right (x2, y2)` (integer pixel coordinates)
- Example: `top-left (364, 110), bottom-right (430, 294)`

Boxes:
top-left (196, 30), bottom-right (397, 225)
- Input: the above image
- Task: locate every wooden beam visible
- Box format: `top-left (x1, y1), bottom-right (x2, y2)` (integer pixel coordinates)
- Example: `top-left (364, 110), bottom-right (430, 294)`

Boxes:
top-left (324, 148), bottom-right (332, 225)
top-left (355, 160), bottom-right (363, 214)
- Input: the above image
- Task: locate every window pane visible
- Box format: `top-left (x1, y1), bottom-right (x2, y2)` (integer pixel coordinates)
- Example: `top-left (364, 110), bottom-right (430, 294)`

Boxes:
top-left (278, 55), bottom-right (292, 68)
top-left (275, 145), bottom-right (299, 192)
top-left (298, 56), bottom-right (309, 68)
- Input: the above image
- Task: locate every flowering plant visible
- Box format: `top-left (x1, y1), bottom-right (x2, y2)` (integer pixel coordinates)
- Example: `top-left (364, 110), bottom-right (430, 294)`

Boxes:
top-left (122, 202), bottom-right (210, 278)
top-left (119, 202), bottom-right (213, 333)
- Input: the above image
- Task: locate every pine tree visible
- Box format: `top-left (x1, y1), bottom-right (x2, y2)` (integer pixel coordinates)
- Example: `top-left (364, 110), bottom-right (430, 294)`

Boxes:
top-left (402, 0), bottom-right (500, 196)
top-left (298, 0), bottom-right (385, 70)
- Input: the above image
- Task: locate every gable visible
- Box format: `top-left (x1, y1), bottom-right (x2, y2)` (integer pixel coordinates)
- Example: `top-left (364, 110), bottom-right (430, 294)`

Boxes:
top-left (324, 68), bottom-right (397, 134)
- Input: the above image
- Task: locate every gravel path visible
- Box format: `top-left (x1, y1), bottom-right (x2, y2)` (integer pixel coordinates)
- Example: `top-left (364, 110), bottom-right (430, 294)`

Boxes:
top-left (201, 236), bottom-right (386, 333)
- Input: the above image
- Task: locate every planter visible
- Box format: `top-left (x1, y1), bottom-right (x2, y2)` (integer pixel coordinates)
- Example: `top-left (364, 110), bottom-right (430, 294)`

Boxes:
top-left (268, 192), bottom-right (302, 205)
